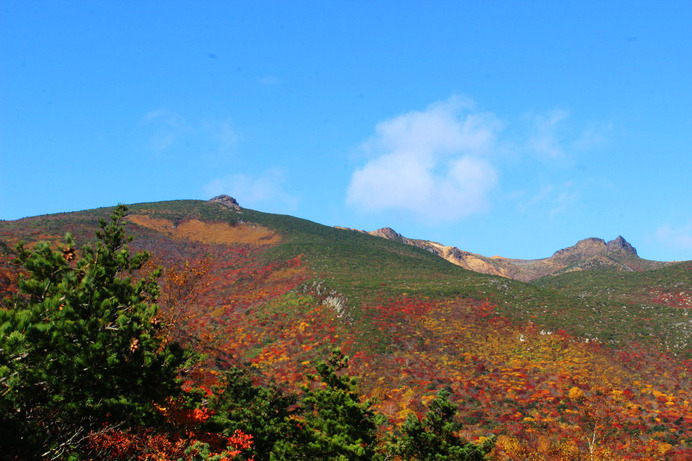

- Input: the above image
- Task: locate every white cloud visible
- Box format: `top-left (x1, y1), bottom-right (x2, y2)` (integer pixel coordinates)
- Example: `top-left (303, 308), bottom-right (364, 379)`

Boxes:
top-left (346, 96), bottom-right (501, 222)
top-left (654, 222), bottom-right (692, 251)
top-left (204, 169), bottom-right (298, 212)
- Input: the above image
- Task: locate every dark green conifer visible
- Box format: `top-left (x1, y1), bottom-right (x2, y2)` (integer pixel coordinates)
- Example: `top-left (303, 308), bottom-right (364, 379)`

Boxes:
top-left (272, 349), bottom-right (384, 461)
top-left (203, 365), bottom-right (297, 460)
top-left (0, 205), bottom-right (187, 459)
top-left (388, 388), bottom-right (495, 460)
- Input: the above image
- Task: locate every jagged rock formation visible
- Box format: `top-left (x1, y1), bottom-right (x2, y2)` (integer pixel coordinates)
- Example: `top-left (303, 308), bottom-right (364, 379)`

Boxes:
top-left (209, 194), bottom-right (241, 210)
top-left (341, 227), bottom-right (668, 282)
top-left (607, 235), bottom-right (637, 255)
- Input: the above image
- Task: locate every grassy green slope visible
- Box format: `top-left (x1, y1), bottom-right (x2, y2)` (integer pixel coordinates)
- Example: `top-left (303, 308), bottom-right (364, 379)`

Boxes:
top-left (3, 199), bottom-right (689, 357)
top-left (534, 262), bottom-right (692, 300)
top-left (143, 201), bottom-right (691, 358)
top-left (248, 204), bottom-right (691, 358)
top-left (533, 264), bottom-right (692, 357)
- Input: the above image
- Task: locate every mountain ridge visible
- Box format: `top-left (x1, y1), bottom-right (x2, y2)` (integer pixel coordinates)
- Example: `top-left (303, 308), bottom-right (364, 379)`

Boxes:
top-left (337, 226), bottom-right (669, 281)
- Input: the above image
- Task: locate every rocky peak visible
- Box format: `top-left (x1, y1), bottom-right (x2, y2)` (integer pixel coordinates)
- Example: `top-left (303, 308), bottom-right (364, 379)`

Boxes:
top-left (370, 227), bottom-right (406, 242)
top-left (209, 195), bottom-right (241, 210)
top-left (606, 236), bottom-right (637, 255)
top-left (552, 237), bottom-right (606, 260)
top-left (550, 236), bottom-right (638, 260)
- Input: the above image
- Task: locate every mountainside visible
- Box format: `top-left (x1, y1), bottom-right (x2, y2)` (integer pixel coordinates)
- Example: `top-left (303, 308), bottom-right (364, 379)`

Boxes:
top-left (342, 227), bottom-right (670, 281)
top-left (2, 197), bottom-right (691, 459)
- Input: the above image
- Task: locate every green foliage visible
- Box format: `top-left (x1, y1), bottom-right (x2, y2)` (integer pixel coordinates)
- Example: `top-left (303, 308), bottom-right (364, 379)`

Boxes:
top-left (531, 262), bottom-right (692, 357)
top-left (0, 205), bottom-right (188, 458)
top-left (204, 366), bottom-right (297, 460)
top-left (272, 349), bottom-right (385, 460)
top-left (388, 388), bottom-right (495, 460)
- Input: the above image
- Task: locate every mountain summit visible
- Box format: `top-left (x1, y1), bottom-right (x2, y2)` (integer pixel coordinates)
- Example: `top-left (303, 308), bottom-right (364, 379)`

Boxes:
top-left (209, 194), bottom-right (241, 210)
top-left (552, 236), bottom-right (637, 260)
top-left (607, 235), bottom-right (638, 255)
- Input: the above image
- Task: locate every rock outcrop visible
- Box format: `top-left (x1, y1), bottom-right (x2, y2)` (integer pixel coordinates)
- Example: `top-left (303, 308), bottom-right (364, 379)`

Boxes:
top-left (369, 227), bottom-right (408, 243)
top-left (209, 195), bottom-right (241, 210)
top-left (606, 236), bottom-right (637, 255)
top-left (551, 238), bottom-right (608, 261)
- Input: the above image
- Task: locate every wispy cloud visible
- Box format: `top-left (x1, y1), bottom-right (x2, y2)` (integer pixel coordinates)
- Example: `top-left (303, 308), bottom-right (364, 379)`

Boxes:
top-left (346, 96), bottom-right (501, 223)
top-left (204, 169), bottom-right (298, 212)
top-left (258, 75), bottom-right (281, 86)
top-left (654, 222), bottom-right (692, 251)
top-left (525, 110), bottom-right (609, 159)
top-left (572, 125), bottom-right (610, 152)
top-left (518, 182), bottom-right (579, 218)
top-left (548, 183), bottom-right (579, 218)
top-left (200, 118), bottom-right (238, 153)
top-left (141, 108), bottom-right (238, 157)
top-left (142, 108), bottom-right (191, 154)
top-left (526, 110), bottom-right (569, 158)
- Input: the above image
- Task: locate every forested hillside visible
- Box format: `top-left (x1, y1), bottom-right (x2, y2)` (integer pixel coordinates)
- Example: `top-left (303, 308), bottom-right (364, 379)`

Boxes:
top-left (1, 200), bottom-right (690, 460)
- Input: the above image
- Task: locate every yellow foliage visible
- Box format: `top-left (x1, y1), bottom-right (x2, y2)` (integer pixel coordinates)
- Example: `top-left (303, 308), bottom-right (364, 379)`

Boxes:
top-left (568, 386), bottom-right (584, 400)
top-left (658, 442), bottom-right (673, 455)
top-left (421, 394), bottom-right (435, 406)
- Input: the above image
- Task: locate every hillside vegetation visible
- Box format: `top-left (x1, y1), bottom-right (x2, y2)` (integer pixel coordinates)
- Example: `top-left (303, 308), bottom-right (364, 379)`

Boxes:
top-left (1, 199), bottom-right (690, 460)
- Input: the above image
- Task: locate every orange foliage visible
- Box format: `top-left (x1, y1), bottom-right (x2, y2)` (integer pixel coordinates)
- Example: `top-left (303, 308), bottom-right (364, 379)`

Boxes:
top-left (128, 215), bottom-right (279, 245)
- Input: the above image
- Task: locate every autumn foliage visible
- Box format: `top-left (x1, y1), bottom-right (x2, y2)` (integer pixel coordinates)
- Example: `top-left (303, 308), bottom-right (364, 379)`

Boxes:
top-left (1, 201), bottom-right (690, 459)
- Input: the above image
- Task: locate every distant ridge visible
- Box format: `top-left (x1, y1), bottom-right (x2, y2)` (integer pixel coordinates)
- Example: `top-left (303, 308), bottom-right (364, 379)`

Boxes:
top-left (338, 227), bottom-right (669, 281)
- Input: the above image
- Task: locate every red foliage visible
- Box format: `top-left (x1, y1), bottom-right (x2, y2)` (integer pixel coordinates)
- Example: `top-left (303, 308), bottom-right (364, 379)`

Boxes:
top-left (86, 426), bottom-right (254, 460)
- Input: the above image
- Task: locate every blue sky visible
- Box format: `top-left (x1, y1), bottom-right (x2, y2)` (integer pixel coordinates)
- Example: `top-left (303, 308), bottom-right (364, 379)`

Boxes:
top-left (2, 1), bottom-right (691, 261)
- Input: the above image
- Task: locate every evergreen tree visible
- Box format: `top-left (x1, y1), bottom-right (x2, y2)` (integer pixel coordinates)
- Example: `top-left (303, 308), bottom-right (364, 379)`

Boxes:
top-left (203, 365), bottom-right (297, 460)
top-left (388, 388), bottom-right (495, 461)
top-left (0, 205), bottom-right (188, 459)
top-left (272, 349), bottom-right (384, 461)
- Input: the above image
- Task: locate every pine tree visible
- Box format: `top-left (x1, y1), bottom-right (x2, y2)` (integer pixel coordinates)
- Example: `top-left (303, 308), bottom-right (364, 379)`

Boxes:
top-left (203, 365), bottom-right (297, 460)
top-left (272, 349), bottom-right (384, 461)
top-left (0, 205), bottom-right (188, 459)
top-left (388, 388), bottom-right (495, 460)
